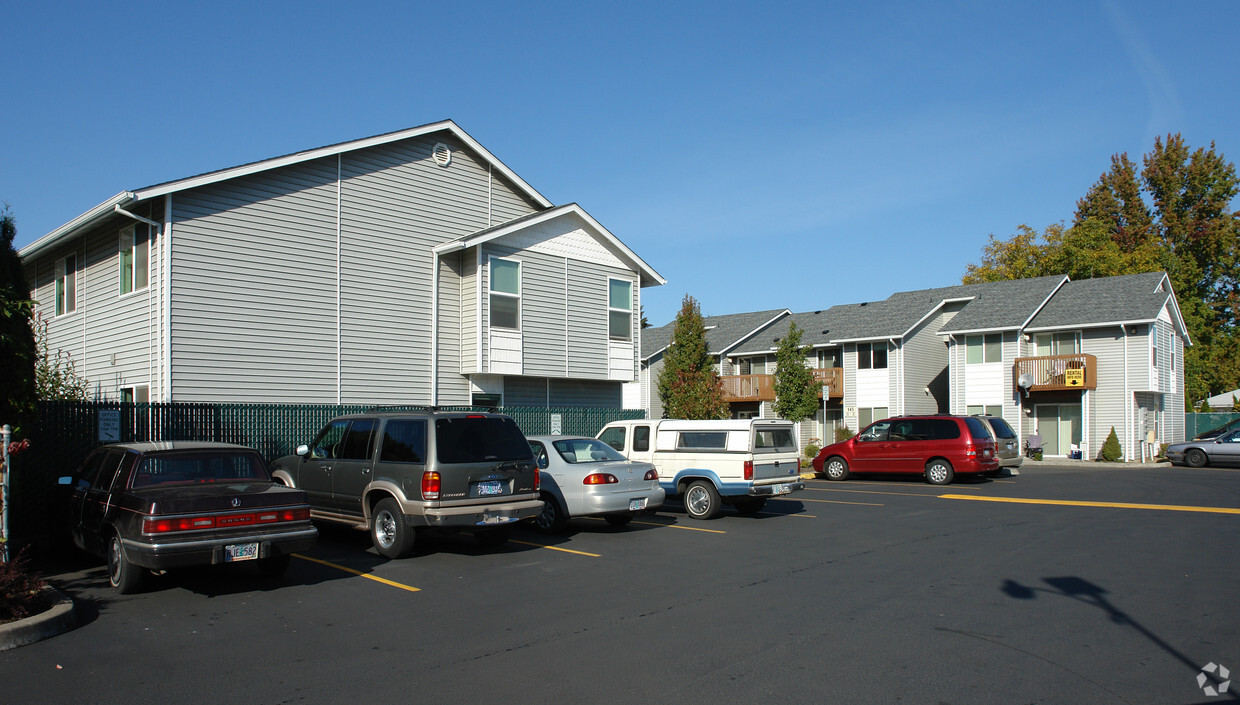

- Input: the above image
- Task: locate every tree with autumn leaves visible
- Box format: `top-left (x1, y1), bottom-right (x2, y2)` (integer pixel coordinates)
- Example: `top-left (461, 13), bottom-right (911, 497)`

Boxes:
top-left (657, 295), bottom-right (729, 420)
top-left (964, 134), bottom-right (1240, 404)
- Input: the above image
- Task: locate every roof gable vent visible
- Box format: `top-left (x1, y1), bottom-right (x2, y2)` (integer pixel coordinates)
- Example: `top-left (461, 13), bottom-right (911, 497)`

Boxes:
top-left (432, 143), bottom-right (452, 167)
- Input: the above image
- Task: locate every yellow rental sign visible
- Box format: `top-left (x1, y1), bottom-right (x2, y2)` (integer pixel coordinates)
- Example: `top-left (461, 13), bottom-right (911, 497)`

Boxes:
top-left (1064, 368), bottom-right (1084, 387)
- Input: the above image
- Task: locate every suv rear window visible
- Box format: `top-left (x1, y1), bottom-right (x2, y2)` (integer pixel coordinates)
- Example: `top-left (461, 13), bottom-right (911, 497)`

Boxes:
top-left (986, 417), bottom-right (1016, 439)
top-left (965, 417), bottom-right (992, 440)
top-left (435, 416), bottom-right (533, 464)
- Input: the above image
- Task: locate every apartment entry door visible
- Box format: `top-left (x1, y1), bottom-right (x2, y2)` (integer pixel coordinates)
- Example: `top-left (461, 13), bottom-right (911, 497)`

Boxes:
top-left (1035, 404), bottom-right (1082, 456)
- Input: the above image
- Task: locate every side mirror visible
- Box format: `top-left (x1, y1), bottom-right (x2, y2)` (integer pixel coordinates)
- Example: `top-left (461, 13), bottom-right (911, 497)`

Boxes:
top-left (537, 456), bottom-right (549, 470)
top-left (296, 444), bottom-right (310, 457)
top-left (58, 476), bottom-right (72, 486)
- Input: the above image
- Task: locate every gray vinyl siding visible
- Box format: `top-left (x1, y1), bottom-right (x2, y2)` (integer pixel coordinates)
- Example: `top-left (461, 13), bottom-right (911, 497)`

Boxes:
top-left (170, 159), bottom-right (340, 402)
top-left (483, 243), bottom-right (570, 378)
top-left (1084, 327), bottom-right (1125, 459)
top-left (900, 304), bottom-right (960, 415)
top-left (436, 253), bottom-right (469, 405)
top-left (566, 261), bottom-right (617, 380)
top-left (460, 248), bottom-right (478, 373)
top-left (504, 376), bottom-right (548, 406)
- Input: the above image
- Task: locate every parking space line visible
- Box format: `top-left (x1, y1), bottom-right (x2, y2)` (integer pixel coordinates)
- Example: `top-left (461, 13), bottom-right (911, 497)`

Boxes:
top-left (293, 554), bottom-right (421, 593)
top-left (630, 520), bottom-right (726, 534)
top-left (807, 487), bottom-right (940, 498)
top-left (799, 497), bottom-right (885, 506)
top-left (939, 495), bottom-right (1240, 515)
top-left (509, 540), bottom-right (600, 557)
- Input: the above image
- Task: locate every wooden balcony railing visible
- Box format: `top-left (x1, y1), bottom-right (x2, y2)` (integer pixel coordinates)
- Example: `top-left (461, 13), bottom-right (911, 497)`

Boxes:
top-left (720, 368), bottom-right (843, 402)
top-left (1013, 353), bottom-right (1097, 392)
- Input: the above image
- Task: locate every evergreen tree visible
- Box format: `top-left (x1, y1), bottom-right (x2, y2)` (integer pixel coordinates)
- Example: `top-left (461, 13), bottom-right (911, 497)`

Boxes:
top-left (0, 205), bottom-right (38, 431)
top-left (656, 295), bottom-right (728, 420)
top-left (773, 322), bottom-right (818, 423)
top-left (1100, 427), bottom-right (1123, 462)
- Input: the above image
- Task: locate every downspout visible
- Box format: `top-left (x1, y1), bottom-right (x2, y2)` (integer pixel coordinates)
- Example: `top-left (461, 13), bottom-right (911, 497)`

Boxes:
top-left (336, 155), bottom-right (342, 404)
top-left (163, 196), bottom-right (172, 401)
top-left (431, 251), bottom-right (440, 406)
top-left (947, 334), bottom-right (958, 415)
top-left (1123, 326), bottom-right (1130, 461)
top-left (891, 337), bottom-right (901, 416)
top-left (114, 205), bottom-right (162, 401)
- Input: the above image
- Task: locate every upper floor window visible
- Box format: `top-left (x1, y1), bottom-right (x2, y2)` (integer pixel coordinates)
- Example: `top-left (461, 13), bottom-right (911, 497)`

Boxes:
top-left (609, 278), bottom-right (633, 340)
top-left (857, 342), bottom-right (888, 370)
top-left (489, 257), bottom-right (521, 330)
top-left (817, 348), bottom-right (841, 369)
top-left (1035, 332), bottom-right (1079, 356)
top-left (965, 333), bottom-right (1002, 364)
top-left (119, 224), bottom-right (149, 295)
top-left (56, 253), bottom-right (77, 316)
top-left (746, 356), bottom-right (767, 375)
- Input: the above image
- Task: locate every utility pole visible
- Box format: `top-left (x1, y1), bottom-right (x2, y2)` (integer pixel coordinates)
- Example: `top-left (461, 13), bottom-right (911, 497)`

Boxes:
top-left (1, 424), bottom-right (10, 563)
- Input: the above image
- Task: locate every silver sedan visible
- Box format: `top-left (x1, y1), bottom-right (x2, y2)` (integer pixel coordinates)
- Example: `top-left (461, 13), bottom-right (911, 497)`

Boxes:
top-left (1165, 430), bottom-right (1240, 468)
top-left (526, 435), bottom-right (665, 532)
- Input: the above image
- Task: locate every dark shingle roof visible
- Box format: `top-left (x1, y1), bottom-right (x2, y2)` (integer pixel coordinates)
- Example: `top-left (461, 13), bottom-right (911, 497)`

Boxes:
top-left (1025, 272), bottom-right (1173, 330)
top-left (641, 309), bottom-right (789, 361)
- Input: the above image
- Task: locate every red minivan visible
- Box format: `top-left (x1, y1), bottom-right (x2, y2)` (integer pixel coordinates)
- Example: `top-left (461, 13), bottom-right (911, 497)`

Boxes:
top-left (811, 415), bottom-right (998, 485)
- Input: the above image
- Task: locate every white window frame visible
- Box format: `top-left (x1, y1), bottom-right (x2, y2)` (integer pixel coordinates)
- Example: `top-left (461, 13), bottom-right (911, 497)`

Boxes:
top-left (966, 333), bottom-right (1002, 364)
top-left (608, 277), bottom-right (633, 341)
top-left (119, 224), bottom-right (150, 296)
top-left (55, 252), bottom-right (77, 316)
top-left (120, 385), bottom-right (150, 403)
top-left (488, 256), bottom-right (521, 331)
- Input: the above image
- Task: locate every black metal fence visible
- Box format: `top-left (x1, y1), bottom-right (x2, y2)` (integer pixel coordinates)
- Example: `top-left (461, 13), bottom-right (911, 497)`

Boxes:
top-left (6, 401), bottom-right (644, 547)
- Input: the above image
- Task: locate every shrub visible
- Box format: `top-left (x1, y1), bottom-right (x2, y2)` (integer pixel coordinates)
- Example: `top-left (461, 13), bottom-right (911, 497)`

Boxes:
top-left (1100, 427), bottom-right (1123, 462)
top-left (803, 438), bottom-right (821, 460)
top-left (0, 547), bottom-right (50, 624)
top-left (834, 426), bottom-right (855, 443)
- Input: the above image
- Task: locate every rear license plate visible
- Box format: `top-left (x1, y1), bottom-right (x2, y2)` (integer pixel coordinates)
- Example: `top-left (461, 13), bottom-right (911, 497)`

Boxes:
top-left (476, 514), bottom-right (515, 525)
top-left (225, 543), bottom-right (258, 562)
top-left (771, 483), bottom-right (792, 495)
top-left (476, 481), bottom-right (504, 496)
top-left (629, 498), bottom-right (647, 511)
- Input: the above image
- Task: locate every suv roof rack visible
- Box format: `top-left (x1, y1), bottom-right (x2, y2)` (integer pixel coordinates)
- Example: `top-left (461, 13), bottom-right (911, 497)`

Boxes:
top-left (362, 405), bottom-right (442, 413)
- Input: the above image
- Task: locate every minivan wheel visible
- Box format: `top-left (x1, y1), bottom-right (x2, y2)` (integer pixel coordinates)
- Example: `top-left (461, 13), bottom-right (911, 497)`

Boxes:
top-left (108, 533), bottom-right (145, 594)
top-left (825, 456), bottom-right (850, 481)
top-left (925, 459), bottom-right (955, 486)
top-left (534, 493), bottom-right (569, 533)
top-left (371, 498), bottom-right (415, 559)
top-left (684, 480), bottom-right (722, 520)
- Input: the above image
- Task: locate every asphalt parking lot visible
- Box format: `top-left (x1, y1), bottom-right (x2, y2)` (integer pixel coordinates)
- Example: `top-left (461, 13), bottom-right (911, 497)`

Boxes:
top-left (3, 462), bottom-right (1239, 705)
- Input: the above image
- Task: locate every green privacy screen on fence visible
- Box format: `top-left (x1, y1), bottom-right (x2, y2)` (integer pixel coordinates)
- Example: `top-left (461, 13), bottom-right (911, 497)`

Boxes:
top-left (7, 401), bottom-right (645, 547)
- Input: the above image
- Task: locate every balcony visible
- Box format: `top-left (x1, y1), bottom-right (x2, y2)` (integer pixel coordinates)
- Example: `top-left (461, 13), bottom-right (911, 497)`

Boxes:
top-left (1013, 353), bottom-right (1097, 392)
top-left (720, 368), bottom-right (843, 402)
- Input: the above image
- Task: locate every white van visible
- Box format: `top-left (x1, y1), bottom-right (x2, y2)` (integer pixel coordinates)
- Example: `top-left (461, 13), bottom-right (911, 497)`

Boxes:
top-left (596, 418), bottom-right (804, 519)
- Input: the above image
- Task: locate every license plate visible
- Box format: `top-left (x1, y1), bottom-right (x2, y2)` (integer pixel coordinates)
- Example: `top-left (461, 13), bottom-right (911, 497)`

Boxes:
top-left (225, 543), bottom-right (258, 562)
top-left (629, 498), bottom-right (647, 511)
top-left (476, 481), bottom-right (504, 496)
top-left (476, 514), bottom-right (515, 525)
top-left (770, 483), bottom-right (792, 495)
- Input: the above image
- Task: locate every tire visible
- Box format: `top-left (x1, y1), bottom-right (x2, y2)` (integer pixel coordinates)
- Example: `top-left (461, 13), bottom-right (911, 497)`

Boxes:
top-left (475, 527), bottom-right (510, 548)
top-left (733, 498), bottom-right (767, 516)
top-left (1185, 448), bottom-right (1208, 468)
top-left (824, 456), bottom-right (850, 481)
top-left (370, 498), bottom-right (415, 559)
top-left (108, 533), bottom-right (145, 594)
top-left (533, 493), bottom-right (569, 533)
top-left (683, 480), bottom-right (722, 520)
top-left (604, 514), bottom-right (633, 527)
top-left (925, 459), bottom-right (955, 486)
top-left (257, 554), bottom-right (291, 578)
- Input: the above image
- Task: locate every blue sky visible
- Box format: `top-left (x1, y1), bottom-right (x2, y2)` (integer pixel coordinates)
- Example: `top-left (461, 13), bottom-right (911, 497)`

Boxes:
top-left (3, 1), bottom-right (1238, 327)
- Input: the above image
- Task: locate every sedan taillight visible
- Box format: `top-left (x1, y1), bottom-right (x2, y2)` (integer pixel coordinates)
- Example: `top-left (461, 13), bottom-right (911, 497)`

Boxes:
top-left (422, 471), bottom-right (441, 500)
top-left (142, 506), bottom-right (310, 534)
top-left (643, 468), bottom-right (659, 481)
top-left (583, 473), bottom-right (619, 485)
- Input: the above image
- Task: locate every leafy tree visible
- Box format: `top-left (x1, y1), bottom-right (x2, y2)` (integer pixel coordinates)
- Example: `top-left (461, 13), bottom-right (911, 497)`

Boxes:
top-left (1198, 399), bottom-right (1213, 412)
top-left (656, 295), bottom-right (728, 420)
top-left (32, 311), bottom-right (89, 400)
top-left (0, 205), bottom-right (38, 431)
top-left (963, 134), bottom-right (1240, 402)
top-left (773, 321), bottom-right (818, 423)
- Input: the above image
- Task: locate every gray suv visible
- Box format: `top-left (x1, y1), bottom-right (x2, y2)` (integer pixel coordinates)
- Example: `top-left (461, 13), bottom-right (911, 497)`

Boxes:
top-left (271, 410), bottom-right (542, 558)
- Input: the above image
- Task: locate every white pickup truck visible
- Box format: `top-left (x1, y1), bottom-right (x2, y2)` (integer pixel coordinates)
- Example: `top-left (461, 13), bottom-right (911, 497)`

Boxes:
top-left (596, 418), bottom-right (804, 519)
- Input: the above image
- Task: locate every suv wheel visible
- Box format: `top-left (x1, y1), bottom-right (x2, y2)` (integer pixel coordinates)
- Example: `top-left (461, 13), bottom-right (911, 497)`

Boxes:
top-left (924, 459), bottom-right (955, 486)
top-left (683, 480), bottom-right (722, 520)
top-left (371, 498), bottom-right (415, 559)
top-left (824, 456), bottom-right (850, 481)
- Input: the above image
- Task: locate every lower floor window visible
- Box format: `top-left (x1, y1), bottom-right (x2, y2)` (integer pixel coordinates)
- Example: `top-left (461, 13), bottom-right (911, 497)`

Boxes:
top-left (966, 404), bottom-right (1002, 417)
top-left (858, 407), bottom-right (889, 429)
top-left (120, 385), bottom-right (150, 403)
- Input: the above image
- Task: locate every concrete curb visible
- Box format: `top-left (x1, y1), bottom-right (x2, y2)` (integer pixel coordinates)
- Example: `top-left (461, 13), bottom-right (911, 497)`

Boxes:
top-left (0, 585), bottom-right (77, 652)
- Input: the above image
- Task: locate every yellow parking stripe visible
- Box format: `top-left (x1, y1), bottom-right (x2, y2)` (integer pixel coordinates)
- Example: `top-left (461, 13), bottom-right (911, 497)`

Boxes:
top-left (631, 520), bottom-right (726, 534)
top-left (809, 487), bottom-right (939, 498)
top-left (939, 495), bottom-right (1240, 515)
top-left (509, 540), bottom-right (600, 557)
top-left (293, 554), bottom-right (421, 593)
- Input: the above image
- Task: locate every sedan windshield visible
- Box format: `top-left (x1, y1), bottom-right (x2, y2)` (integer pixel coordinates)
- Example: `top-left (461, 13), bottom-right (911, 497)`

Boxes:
top-left (552, 438), bottom-right (628, 464)
top-left (132, 451), bottom-right (270, 487)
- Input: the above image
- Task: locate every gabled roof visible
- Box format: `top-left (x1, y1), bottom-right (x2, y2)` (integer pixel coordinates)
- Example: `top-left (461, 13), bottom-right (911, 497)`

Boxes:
top-left (433, 203), bottom-right (664, 287)
top-left (1025, 271), bottom-right (1190, 343)
top-left (641, 309), bottom-right (790, 361)
top-left (935, 275), bottom-right (1069, 335)
top-left (20, 120), bottom-right (553, 259)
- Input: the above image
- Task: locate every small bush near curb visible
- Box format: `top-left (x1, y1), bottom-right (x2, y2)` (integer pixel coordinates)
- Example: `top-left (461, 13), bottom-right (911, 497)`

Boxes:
top-left (0, 548), bottom-right (50, 624)
top-left (1100, 427), bottom-right (1123, 462)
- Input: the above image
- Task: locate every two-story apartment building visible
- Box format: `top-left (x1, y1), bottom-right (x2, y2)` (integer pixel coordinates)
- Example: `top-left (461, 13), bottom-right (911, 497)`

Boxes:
top-left (20, 121), bottom-right (664, 407)
top-left (640, 273), bottom-right (1189, 461)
